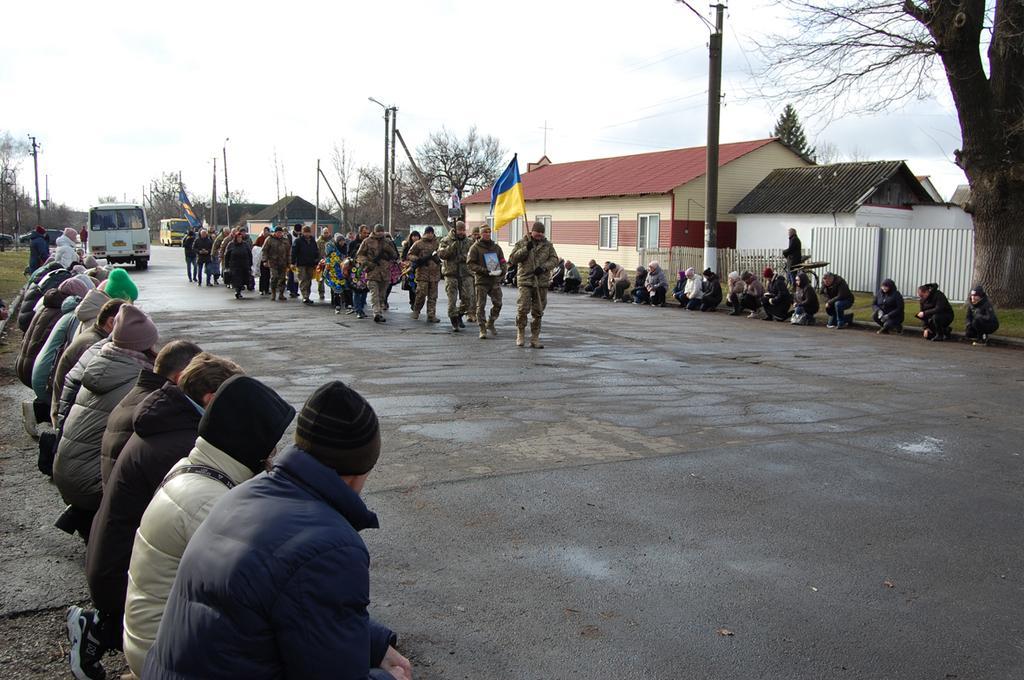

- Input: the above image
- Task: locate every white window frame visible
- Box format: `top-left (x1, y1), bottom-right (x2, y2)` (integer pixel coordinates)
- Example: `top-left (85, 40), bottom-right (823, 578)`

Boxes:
top-left (599, 214), bottom-right (619, 250)
top-left (637, 213), bottom-right (660, 250)
top-left (507, 216), bottom-right (524, 244)
top-left (536, 215), bottom-right (552, 241)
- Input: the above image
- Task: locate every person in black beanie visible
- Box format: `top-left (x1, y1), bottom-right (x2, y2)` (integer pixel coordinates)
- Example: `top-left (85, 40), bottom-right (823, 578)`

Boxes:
top-left (144, 381), bottom-right (411, 680)
top-left (122, 374), bottom-right (295, 677)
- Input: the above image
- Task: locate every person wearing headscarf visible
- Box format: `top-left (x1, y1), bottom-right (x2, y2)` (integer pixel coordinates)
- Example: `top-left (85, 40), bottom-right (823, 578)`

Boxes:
top-left (872, 279), bottom-right (905, 334)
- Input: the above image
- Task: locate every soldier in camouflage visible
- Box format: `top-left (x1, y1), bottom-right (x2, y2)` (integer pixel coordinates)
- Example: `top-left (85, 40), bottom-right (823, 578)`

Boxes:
top-left (406, 226), bottom-right (442, 323)
top-left (508, 221), bottom-right (559, 348)
top-left (261, 227), bottom-right (292, 301)
top-left (466, 225), bottom-right (507, 340)
top-left (437, 221), bottom-right (474, 332)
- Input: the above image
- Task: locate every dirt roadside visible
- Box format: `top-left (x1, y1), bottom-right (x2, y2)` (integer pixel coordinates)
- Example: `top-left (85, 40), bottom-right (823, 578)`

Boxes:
top-left (0, 338), bottom-right (130, 678)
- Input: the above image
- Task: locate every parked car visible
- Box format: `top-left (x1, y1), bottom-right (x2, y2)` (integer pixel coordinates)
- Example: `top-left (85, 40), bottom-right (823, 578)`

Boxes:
top-left (0, 234), bottom-right (14, 250)
top-left (18, 229), bottom-right (63, 248)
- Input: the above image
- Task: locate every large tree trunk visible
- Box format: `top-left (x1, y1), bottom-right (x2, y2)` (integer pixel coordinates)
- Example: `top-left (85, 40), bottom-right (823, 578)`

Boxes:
top-left (970, 170), bottom-right (1024, 308)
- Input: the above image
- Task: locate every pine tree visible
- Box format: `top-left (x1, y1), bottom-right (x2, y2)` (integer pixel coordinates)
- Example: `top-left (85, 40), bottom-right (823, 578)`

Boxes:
top-left (771, 104), bottom-right (816, 161)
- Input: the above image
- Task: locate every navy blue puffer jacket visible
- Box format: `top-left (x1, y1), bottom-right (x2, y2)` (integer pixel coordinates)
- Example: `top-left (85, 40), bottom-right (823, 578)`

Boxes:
top-left (144, 445), bottom-right (397, 679)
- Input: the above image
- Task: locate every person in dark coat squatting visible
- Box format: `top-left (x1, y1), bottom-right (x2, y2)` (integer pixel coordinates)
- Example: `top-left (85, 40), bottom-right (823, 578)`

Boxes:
top-left (916, 282), bottom-right (954, 341)
top-left (144, 381), bottom-right (412, 680)
top-left (965, 285), bottom-right (999, 345)
top-left (872, 279), bottom-right (905, 335)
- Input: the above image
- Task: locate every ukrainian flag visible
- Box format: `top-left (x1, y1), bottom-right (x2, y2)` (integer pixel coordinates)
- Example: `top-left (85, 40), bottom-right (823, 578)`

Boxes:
top-left (490, 155), bottom-right (525, 231)
top-left (179, 187), bottom-right (201, 228)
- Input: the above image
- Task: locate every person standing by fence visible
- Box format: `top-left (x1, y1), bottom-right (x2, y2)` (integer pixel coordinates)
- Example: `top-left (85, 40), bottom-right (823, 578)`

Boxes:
top-left (782, 228), bottom-right (803, 284)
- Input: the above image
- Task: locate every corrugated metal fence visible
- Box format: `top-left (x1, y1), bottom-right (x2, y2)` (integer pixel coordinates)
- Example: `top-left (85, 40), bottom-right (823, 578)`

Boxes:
top-left (638, 247), bottom-right (807, 278)
top-left (811, 227), bottom-right (975, 302)
top-left (642, 227), bottom-right (974, 301)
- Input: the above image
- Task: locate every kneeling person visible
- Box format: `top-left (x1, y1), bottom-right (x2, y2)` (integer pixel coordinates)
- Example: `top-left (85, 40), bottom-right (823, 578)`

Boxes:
top-left (142, 381), bottom-right (410, 680)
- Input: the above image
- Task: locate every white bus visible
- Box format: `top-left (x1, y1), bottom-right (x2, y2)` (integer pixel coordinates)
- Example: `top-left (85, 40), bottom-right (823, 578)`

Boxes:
top-left (87, 203), bottom-right (150, 270)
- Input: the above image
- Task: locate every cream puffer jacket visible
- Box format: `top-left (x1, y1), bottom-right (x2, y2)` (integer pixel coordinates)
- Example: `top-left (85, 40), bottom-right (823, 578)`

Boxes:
top-left (122, 436), bottom-right (255, 676)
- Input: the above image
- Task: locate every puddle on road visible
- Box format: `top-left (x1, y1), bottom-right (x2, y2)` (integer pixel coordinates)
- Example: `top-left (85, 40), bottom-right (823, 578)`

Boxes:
top-left (896, 436), bottom-right (944, 456)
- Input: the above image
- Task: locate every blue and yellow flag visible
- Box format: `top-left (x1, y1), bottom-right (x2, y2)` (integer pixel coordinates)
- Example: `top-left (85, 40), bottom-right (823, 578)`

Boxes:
top-left (179, 187), bottom-right (201, 228)
top-left (490, 155), bottom-right (525, 231)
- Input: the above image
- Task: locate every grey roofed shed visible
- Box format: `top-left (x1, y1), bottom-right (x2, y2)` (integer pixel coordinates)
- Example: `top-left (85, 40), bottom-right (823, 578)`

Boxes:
top-left (731, 161), bottom-right (934, 215)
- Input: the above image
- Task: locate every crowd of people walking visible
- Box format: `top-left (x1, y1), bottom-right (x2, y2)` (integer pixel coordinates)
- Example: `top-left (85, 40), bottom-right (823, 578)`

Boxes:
top-left (9, 244), bottom-right (413, 679)
top-left (179, 218), bottom-right (563, 347)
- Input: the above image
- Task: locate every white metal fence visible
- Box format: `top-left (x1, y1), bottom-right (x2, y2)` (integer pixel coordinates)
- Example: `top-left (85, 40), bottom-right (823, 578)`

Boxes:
top-left (810, 227), bottom-right (975, 302)
top-left (640, 227), bottom-right (975, 301)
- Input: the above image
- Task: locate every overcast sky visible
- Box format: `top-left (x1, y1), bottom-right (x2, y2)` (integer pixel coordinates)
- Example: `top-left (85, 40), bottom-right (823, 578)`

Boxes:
top-left (1, 0), bottom-right (967, 211)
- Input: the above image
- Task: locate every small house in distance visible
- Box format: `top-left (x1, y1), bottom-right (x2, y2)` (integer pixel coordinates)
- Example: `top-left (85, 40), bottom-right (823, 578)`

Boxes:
top-left (246, 196), bottom-right (341, 235)
top-left (462, 138), bottom-right (810, 270)
top-left (731, 161), bottom-right (973, 249)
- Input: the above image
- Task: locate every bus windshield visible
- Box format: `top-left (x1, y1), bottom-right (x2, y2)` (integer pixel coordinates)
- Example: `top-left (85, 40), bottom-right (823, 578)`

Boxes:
top-left (165, 220), bottom-right (189, 233)
top-left (91, 208), bottom-right (145, 231)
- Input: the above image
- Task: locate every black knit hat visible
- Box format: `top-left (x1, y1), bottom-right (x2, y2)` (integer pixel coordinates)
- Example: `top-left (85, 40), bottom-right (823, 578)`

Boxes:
top-left (294, 381), bottom-right (381, 475)
top-left (199, 376), bottom-right (296, 474)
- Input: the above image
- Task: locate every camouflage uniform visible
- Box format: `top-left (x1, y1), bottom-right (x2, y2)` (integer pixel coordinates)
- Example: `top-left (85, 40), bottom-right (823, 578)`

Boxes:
top-left (407, 234), bottom-right (442, 320)
top-left (355, 233), bottom-right (400, 318)
top-left (466, 237), bottom-right (507, 338)
top-left (261, 233), bottom-right (292, 300)
top-left (508, 234), bottom-right (559, 347)
top-left (437, 232), bottom-right (474, 322)
top-left (466, 228), bottom-right (481, 321)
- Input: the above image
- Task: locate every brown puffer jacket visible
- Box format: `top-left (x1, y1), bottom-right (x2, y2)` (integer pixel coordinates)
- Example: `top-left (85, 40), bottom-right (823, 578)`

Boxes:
top-left (356, 233), bottom-right (400, 283)
top-left (16, 288), bottom-right (71, 387)
top-left (508, 236), bottom-right (559, 288)
top-left (407, 234), bottom-right (442, 283)
top-left (99, 369), bottom-right (169, 487)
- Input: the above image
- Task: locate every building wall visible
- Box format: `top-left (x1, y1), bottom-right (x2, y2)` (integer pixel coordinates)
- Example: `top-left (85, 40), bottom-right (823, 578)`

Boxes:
top-left (909, 204), bottom-right (974, 230)
top-left (464, 194), bottom-right (671, 271)
top-left (736, 213), bottom-right (856, 249)
top-left (673, 141), bottom-right (811, 248)
top-left (736, 204), bottom-right (974, 250)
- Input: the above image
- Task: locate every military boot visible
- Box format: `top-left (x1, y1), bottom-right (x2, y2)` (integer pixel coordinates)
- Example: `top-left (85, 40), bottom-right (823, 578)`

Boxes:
top-left (479, 327), bottom-right (488, 340)
top-left (516, 326), bottom-right (526, 347)
top-left (450, 317), bottom-right (460, 331)
top-left (529, 319), bottom-right (544, 349)
top-left (487, 317), bottom-right (498, 336)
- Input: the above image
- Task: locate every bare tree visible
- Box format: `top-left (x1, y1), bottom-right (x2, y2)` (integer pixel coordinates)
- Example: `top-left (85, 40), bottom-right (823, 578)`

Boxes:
top-left (814, 141), bottom-right (842, 165)
top-left (331, 141), bottom-right (354, 230)
top-left (757, 0), bottom-right (1024, 306)
top-left (415, 126), bottom-right (506, 204)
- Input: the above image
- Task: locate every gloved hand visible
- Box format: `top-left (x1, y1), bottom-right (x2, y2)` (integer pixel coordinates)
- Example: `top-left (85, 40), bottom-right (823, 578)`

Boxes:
top-left (526, 240), bottom-right (534, 250)
top-left (533, 267), bottom-right (544, 276)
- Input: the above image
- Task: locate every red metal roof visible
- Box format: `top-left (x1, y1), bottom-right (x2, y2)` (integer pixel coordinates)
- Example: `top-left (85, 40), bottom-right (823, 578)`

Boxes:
top-left (464, 138), bottom-right (779, 203)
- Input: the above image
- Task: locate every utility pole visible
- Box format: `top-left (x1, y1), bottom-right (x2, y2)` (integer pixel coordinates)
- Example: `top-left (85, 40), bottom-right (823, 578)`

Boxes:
top-left (211, 156), bottom-right (218, 229)
top-left (273, 148), bottom-right (281, 201)
top-left (223, 138), bottom-right (231, 228)
top-left (28, 135), bottom-right (41, 224)
top-left (383, 107), bottom-right (391, 229)
top-left (703, 4), bottom-right (725, 273)
top-left (389, 107), bottom-right (397, 233)
top-left (315, 158), bottom-right (320, 233)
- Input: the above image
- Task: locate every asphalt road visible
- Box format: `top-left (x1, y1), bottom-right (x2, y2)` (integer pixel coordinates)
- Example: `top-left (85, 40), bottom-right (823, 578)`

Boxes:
top-left (3, 245), bottom-right (1023, 679)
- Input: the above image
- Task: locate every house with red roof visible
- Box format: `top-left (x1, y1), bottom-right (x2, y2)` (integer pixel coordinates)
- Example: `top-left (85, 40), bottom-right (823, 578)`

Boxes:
top-left (462, 138), bottom-right (809, 270)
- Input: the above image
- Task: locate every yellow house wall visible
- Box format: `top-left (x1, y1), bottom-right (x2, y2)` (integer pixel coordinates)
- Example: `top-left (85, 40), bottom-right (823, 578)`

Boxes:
top-left (464, 194), bottom-right (671, 271)
top-left (673, 142), bottom-right (811, 222)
